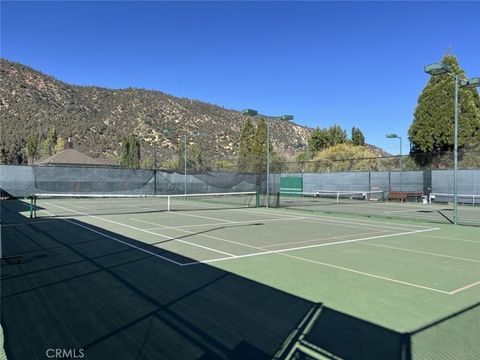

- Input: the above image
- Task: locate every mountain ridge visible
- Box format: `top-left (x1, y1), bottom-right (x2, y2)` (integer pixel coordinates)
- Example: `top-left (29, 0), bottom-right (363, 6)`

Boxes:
top-left (0, 58), bottom-right (313, 166)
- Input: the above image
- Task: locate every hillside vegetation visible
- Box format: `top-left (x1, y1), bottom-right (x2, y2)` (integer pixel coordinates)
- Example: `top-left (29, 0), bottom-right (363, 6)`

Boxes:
top-left (0, 58), bottom-right (312, 166)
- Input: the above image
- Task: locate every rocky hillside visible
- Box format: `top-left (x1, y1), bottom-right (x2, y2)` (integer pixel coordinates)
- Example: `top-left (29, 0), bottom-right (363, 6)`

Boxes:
top-left (0, 58), bottom-right (313, 166)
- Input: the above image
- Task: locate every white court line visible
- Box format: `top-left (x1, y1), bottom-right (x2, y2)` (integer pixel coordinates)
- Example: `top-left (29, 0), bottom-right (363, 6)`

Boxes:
top-left (182, 227), bottom-right (440, 265)
top-left (168, 211), bottom-right (236, 224)
top-left (418, 233), bottom-right (480, 244)
top-left (132, 196), bottom-right (428, 231)
top-left (141, 216), bottom-right (306, 231)
top-left (357, 242), bottom-right (480, 264)
top-left (131, 218), bottom-right (267, 252)
top-left (381, 209), bottom-right (424, 214)
top-left (135, 196), bottom-right (436, 231)
top-left (279, 253), bottom-right (452, 295)
top-left (44, 203), bottom-right (236, 257)
top-left (37, 209), bottom-right (185, 266)
top-left (239, 207), bottom-right (432, 232)
top-left (182, 227), bottom-right (450, 294)
top-left (260, 229), bottom-right (392, 249)
top-left (449, 280), bottom-right (480, 295)
top-left (38, 205), bottom-right (466, 295)
top-left (133, 218), bottom-right (409, 257)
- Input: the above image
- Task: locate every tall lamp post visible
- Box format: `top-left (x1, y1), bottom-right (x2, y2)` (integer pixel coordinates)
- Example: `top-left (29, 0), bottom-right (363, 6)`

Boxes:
top-left (424, 62), bottom-right (480, 224)
top-left (242, 109), bottom-right (294, 207)
top-left (386, 134), bottom-right (403, 191)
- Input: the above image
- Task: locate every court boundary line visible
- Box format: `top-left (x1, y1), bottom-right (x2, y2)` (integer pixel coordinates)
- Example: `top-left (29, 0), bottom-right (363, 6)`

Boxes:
top-left (259, 229), bottom-right (393, 249)
top-left (182, 227), bottom-right (440, 265)
top-left (240, 207), bottom-right (435, 231)
top-left (44, 195), bottom-right (440, 231)
top-left (257, 206), bottom-right (456, 227)
top-left (449, 280), bottom-right (480, 294)
top-left (182, 228), bottom-right (462, 295)
top-left (356, 242), bottom-right (480, 264)
top-left (417, 233), bottom-right (480, 244)
top-left (39, 209), bottom-right (186, 266)
top-left (168, 211), bottom-right (237, 224)
top-left (141, 216), bottom-right (307, 231)
top-left (278, 253), bottom-right (452, 295)
top-left (34, 204), bottom-right (478, 294)
top-left (44, 202), bottom-right (236, 257)
top-left (131, 218), bottom-right (268, 253)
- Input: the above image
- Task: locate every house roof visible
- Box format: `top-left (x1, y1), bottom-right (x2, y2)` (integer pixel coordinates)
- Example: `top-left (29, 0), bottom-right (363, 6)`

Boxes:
top-left (37, 149), bottom-right (110, 166)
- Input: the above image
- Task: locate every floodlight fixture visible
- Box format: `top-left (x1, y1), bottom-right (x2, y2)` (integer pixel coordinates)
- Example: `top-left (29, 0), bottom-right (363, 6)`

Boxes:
top-left (463, 77), bottom-right (480, 88)
top-left (424, 62), bottom-right (452, 75)
top-left (242, 109), bottom-right (258, 116)
top-left (385, 134), bottom-right (399, 139)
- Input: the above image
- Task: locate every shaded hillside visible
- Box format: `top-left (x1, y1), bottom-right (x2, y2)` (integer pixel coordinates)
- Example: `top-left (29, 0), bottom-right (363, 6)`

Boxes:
top-left (0, 58), bottom-right (312, 165)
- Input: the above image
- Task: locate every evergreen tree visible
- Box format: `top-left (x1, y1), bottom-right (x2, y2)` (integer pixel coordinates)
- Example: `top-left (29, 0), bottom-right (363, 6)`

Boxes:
top-left (0, 143), bottom-right (7, 164)
top-left (327, 125), bottom-right (348, 146)
top-left (55, 137), bottom-right (66, 153)
top-left (409, 54), bottom-right (480, 156)
top-left (40, 128), bottom-right (58, 157)
top-left (308, 128), bottom-right (329, 153)
top-left (251, 118), bottom-right (271, 173)
top-left (119, 136), bottom-right (130, 167)
top-left (308, 125), bottom-right (348, 154)
top-left (8, 140), bottom-right (27, 164)
top-left (119, 135), bottom-right (141, 168)
top-left (352, 127), bottom-right (366, 146)
top-left (237, 119), bottom-right (256, 172)
top-left (127, 135), bottom-right (141, 168)
top-left (26, 135), bottom-right (38, 164)
top-left (178, 137), bottom-right (187, 171)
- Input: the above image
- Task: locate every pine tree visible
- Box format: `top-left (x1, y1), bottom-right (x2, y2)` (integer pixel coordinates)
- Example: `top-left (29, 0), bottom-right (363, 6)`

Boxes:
top-left (26, 135), bottom-right (38, 164)
top-left (409, 54), bottom-right (480, 156)
top-left (55, 137), bottom-right (66, 153)
top-left (251, 118), bottom-right (271, 173)
top-left (119, 136), bottom-right (130, 167)
top-left (309, 128), bottom-right (329, 153)
top-left (352, 127), bottom-right (366, 146)
top-left (237, 119), bottom-right (256, 172)
top-left (177, 137), bottom-right (186, 171)
top-left (327, 125), bottom-right (348, 146)
top-left (127, 135), bottom-right (141, 168)
top-left (119, 135), bottom-right (141, 168)
top-left (308, 125), bottom-right (348, 154)
top-left (40, 128), bottom-right (58, 157)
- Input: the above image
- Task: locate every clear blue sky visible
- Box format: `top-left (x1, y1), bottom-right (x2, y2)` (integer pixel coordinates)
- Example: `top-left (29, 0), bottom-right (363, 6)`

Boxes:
top-left (1, 1), bottom-right (479, 154)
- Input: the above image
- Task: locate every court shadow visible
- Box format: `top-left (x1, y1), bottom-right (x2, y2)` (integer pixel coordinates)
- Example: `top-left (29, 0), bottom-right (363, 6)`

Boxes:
top-left (149, 222), bottom-right (265, 246)
top-left (0, 198), bottom-right (33, 225)
top-left (1, 200), bottom-right (314, 360)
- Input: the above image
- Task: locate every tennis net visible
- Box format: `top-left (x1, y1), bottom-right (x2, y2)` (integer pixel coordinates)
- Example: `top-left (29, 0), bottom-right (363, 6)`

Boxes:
top-left (429, 193), bottom-right (479, 206)
top-left (29, 191), bottom-right (258, 218)
top-left (276, 190), bottom-right (385, 209)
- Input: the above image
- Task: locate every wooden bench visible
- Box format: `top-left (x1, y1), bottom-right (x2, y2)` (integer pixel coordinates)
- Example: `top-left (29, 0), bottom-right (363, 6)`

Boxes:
top-left (388, 191), bottom-right (423, 203)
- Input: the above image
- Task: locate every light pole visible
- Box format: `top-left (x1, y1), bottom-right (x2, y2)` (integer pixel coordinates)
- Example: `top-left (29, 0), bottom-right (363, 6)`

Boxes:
top-left (386, 134), bottom-right (403, 191)
top-left (424, 62), bottom-right (479, 224)
top-left (242, 109), bottom-right (293, 207)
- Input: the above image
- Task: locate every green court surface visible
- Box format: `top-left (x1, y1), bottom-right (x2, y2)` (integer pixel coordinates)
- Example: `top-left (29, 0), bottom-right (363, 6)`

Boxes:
top-left (1, 197), bottom-right (479, 359)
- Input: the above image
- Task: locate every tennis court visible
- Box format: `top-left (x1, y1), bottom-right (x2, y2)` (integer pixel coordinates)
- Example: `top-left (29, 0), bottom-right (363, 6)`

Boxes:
top-left (275, 190), bottom-right (480, 226)
top-left (2, 193), bottom-right (480, 359)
